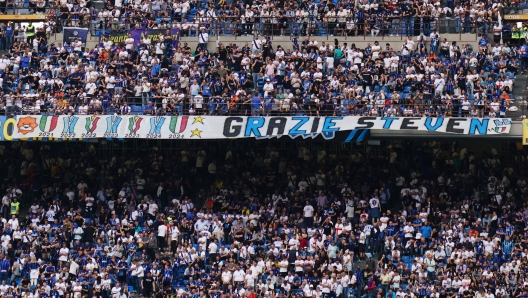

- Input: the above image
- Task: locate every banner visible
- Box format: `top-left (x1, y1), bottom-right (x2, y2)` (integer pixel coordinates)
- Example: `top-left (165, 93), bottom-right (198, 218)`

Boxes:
top-left (10, 116), bottom-right (512, 140)
top-left (523, 119), bottom-right (528, 146)
top-left (63, 27), bottom-right (89, 45)
top-left (103, 29), bottom-right (180, 48)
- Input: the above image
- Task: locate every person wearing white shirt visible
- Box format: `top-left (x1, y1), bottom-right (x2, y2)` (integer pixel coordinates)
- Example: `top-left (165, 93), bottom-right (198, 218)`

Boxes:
top-left (233, 268), bottom-right (245, 283)
top-left (73, 39), bottom-right (83, 52)
top-left (221, 269), bottom-right (232, 286)
top-left (85, 80), bottom-right (97, 95)
top-left (198, 28), bottom-right (208, 51)
top-left (131, 262), bottom-right (144, 291)
top-left (245, 270), bottom-right (255, 288)
top-left (303, 201), bottom-right (314, 226)
top-left (263, 79), bottom-right (274, 97)
top-left (252, 36), bottom-right (262, 55)
top-left (102, 38), bottom-right (113, 51)
top-left (125, 33), bottom-right (135, 50)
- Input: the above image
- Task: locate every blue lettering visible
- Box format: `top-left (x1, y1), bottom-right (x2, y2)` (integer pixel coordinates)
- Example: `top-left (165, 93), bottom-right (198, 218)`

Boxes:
top-left (321, 132), bottom-right (336, 139)
top-left (469, 118), bottom-right (489, 135)
top-left (493, 119), bottom-right (511, 126)
top-left (424, 117), bottom-right (444, 131)
top-left (289, 117), bottom-right (309, 136)
top-left (381, 117), bottom-right (398, 129)
top-left (357, 129), bottom-right (368, 142)
top-left (244, 117), bottom-right (264, 137)
top-left (344, 130), bottom-right (358, 143)
top-left (322, 117), bottom-right (342, 133)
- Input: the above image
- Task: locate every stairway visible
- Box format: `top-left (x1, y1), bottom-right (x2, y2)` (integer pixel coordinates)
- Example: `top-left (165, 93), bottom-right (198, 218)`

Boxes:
top-left (511, 74), bottom-right (528, 120)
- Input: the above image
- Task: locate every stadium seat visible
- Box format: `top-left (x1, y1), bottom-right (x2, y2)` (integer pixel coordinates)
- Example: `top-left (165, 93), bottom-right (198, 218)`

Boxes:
top-left (130, 105), bottom-right (142, 115)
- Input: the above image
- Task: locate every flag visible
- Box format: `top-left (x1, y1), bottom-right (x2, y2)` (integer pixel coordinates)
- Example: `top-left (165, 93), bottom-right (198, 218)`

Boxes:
top-left (38, 115), bottom-right (59, 132)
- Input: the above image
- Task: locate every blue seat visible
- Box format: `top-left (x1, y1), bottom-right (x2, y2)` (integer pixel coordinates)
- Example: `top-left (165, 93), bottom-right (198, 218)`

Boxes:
top-left (318, 29), bottom-right (327, 36)
top-left (402, 256), bottom-right (411, 263)
top-left (403, 86), bottom-right (412, 93)
top-left (130, 105), bottom-right (142, 115)
top-left (374, 85), bottom-right (380, 92)
top-left (128, 286), bottom-right (134, 293)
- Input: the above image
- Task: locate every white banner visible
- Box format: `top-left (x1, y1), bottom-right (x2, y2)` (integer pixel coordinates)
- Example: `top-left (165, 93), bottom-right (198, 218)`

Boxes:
top-left (11, 115), bottom-right (512, 140)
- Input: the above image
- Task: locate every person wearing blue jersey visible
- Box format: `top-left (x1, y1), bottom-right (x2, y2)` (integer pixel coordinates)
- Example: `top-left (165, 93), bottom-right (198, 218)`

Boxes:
top-left (478, 35), bottom-right (489, 51)
top-left (0, 256), bottom-right (9, 283)
top-left (292, 34), bottom-right (299, 51)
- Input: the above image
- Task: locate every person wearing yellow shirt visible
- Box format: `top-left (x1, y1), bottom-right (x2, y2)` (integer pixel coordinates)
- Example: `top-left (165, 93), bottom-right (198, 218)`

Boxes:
top-left (380, 269), bottom-right (392, 295)
top-left (10, 197), bottom-right (20, 216)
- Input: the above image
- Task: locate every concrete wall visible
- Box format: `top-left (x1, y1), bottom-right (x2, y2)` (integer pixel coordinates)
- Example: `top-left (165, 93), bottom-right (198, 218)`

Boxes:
top-left (48, 32), bottom-right (480, 51)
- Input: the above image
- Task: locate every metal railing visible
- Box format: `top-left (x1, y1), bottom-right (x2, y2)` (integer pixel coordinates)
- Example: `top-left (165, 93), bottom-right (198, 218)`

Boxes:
top-left (6, 94), bottom-right (516, 118)
top-left (1, 6), bottom-right (525, 44)
top-left (83, 1), bottom-right (528, 41)
top-left (89, 16), bottom-right (483, 42)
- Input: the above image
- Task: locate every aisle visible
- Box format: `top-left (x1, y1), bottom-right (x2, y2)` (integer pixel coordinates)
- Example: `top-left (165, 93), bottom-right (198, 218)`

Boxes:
top-left (511, 73), bottom-right (528, 120)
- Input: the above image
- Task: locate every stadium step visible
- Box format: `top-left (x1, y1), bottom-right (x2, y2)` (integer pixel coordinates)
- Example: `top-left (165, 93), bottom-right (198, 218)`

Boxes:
top-left (511, 73), bottom-right (528, 120)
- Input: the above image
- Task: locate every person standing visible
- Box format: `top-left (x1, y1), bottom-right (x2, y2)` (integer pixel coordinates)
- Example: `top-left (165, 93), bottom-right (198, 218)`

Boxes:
top-left (141, 271), bottom-right (155, 298)
top-left (9, 198), bottom-right (19, 217)
top-left (4, 22), bottom-right (12, 50)
top-left (25, 22), bottom-right (35, 44)
top-left (520, 41), bottom-right (528, 74)
top-left (198, 27), bottom-right (208, 52)
top-left (157, 219), bottom-right (167, 251)
top-left (303, 201), bottom-right (314, 227)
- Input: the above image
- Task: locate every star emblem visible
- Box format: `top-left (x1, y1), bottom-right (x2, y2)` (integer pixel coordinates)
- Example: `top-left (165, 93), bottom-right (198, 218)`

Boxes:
top-left (192, 116), bottom-right (205, 124)
top-left (190, 128), bottom-right (202, 138)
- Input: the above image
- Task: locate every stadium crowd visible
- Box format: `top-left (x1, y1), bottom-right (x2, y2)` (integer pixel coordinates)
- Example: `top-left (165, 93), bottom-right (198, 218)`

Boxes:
top-left (0, 140), bottom-right (525, 298)
top-left (0, 0), bottom-right (522, 117)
